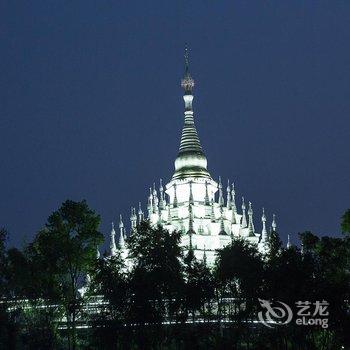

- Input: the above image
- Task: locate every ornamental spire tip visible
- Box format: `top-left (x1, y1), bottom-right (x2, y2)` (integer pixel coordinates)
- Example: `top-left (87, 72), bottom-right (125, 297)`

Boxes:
top-left (181, 45), bottom-right (194, 94)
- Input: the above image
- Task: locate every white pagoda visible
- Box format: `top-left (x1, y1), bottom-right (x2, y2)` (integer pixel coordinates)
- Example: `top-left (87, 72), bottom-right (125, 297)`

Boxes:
top-left (109, 49), bottom-right (276, 266)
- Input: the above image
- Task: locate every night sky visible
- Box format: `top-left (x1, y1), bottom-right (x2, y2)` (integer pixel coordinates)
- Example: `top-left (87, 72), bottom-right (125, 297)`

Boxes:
top-left (1, 1), bottom-right (349, 249)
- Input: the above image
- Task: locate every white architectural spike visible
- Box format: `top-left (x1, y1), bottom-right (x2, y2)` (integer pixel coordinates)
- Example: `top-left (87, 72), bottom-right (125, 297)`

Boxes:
top-left (173, 183), bottom-right (178, 207)
top-left (119, 214), bottom-right (124, 229)
top-left (241, 196), bottom-right (247, 228)
top-left (159, 179), bottom-right (165, 210)
top-left (152, 183), bottom-right (158, 213)
top-left (248, 201), bottom-right (255, 235)
top-left (118, 215), bottom-right (126, 248)
top-left (219, 207), bottom-right (226, 235)
top-left (287, 234), bottom-right (291, 249)
top-left (188, 203), bottom-right (195, 234)
top-left (218, 176), bottom-right (224, 207)
top-left (147, 188), bottom-right (153, 218)
top-left (203, 245), bottom-right (207, 265)
top-left (110, 222), bottom-right (117, 256)
top-left (138, 202), bottom-right (144, 222)
top-left (96, 246), bottom-right (100, 259)
top-left (261, 208), bottom-right (268, 243)
top-left (130, 207), bottom-right (137, 231)
top-left (272, 214), bottom-right (277, 232)
top-left (167, 205), bottom-right (172, 224)
top-left (118, 231), bottom-right (125, 248)
top-left (226, 180), bottom-right (231, 209)
top-left (210, 198), bottom-right (215, 222)
top-left (204, 181), bottom-right (210, 206)
top-left (231, 182), bottom-right (237, 214)
top-left (189, 181), bottom-right (194, 205)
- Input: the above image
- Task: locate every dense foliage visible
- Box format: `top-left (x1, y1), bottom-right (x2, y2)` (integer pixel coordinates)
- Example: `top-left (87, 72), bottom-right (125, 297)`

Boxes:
top-left (0, 202), bottom-right (349, 349)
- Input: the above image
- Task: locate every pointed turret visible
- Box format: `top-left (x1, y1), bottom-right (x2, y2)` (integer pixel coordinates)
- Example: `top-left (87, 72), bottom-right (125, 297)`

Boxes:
top-left (210, 198), bottom-right (216, 222)
top-left (218, 177), bottom-right (224, 207)
top-left (187, 203), bottom-right (195, 234)
top-left (248, 202), bottom-right (255, 236)
top-left (152, 183), bottom-right (158, 214)
top-left (159, 179), bottom-right (165, 210)
top-left (272, 214), bottom-right (277, 232)
top-left (189, 181), bottom-right (194, 205)
top-left (130, 207), bottom-right (137, 231)
top-left (287, 234), bottom-right (291, 249)
top-left (147, 188), bottom-right (153, 218)
top-left (219, 207), bottom-right (227, 235)
top-left (241, 197), bottom-right (247, 228)
top-left (231, 182), bottom-right (237, 214)
top-left (118, 215), bottom-right (125, 248)
top-left (110, 222), bottom-right (117, 256)
top-left (172, 47), bottom-right (211, 180)
top-left (203, 245), bottom-right (207, 265)
top-left (231, 182), bottom-right (237, 224)
top-left (173, 183), bottom-right (178, 208)
top-left (226, 180), bottom-right (231, 210)
top-left (138, 202), bottom-right (144, 223)
top-left (204, 180), bottom-right (210, 206)
top-left (167, 204), bottom-right (172, 224)
top-left (261, 208), bottom-right (268, 243)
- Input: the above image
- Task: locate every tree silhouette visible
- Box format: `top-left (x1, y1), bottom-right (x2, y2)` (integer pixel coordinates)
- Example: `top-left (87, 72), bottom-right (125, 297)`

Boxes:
top-left (341, 209), bottom-right (350, 234)
top-left (183, 250), bottom-right (215, 323)
top-left (26, 200), bottom-right (103, 350)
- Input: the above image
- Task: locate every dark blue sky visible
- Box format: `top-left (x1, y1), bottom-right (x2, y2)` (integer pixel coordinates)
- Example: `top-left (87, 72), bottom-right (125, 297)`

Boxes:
top-left (1, 1), bottom-right (349, 248)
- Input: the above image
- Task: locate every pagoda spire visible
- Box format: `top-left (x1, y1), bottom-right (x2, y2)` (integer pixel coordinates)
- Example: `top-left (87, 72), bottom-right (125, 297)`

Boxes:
top-left (159, 179), bottom-right (165, 210)
top-left (152, 183), bottom-right (158, 214)
top-left (147, 188), bottom-right (153, 218)
top-left (110, 222), bottom-right (117, 256)
top-left (173, 183), bottom-right (178, 208)
top-left (188, 203), bottom-right (195, 234)
top-left (218, 177), bottom-right (224, 207)
top-left (118, 215), bottom-right (125, 248)
top-left (204, 180), bottom-right (210, 206)
top-left (167, 204), bottom-right (172, 224)
top-left (138, 202), bottom-right (144, 223)
top-left (210, 198), bottom-right (216, 222)
top-left (231, 182), bottom-right (237, 214)
top-left (231, 182), bottom-right (237, 224)
top-left (287, 234), bottom-right (291, 249)
top-left (219, 207), bottom-right (227, 235)
top-left (172, 47), bottom-right (211, 180)
top-left (261, 208), bottom-right (268, 243)
top-left (248, 202), bottom-right (255, 236)
top-left (189, 180), bottom-right (194, 205)
top-left (241, 197), bottom-right (247, 228)
top-left (272, 214), bottom-right (277, 232)
top-left (182, 45), bottom-right (194, 95)
top-left (203, 245), bottom-right (207, 265)
top-left (226, 180), bottom-right (231, 209)
top-left (130, 207), bottom-right (137, 232)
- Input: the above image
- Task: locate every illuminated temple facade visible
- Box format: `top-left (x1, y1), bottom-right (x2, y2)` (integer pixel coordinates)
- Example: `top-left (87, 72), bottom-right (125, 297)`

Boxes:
top-left (109, 51), bottom-right (276, 266)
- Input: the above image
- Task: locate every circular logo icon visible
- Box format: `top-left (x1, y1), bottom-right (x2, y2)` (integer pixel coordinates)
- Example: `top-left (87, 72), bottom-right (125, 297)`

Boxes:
top-left (258, 299), bottom-right (293, 328)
